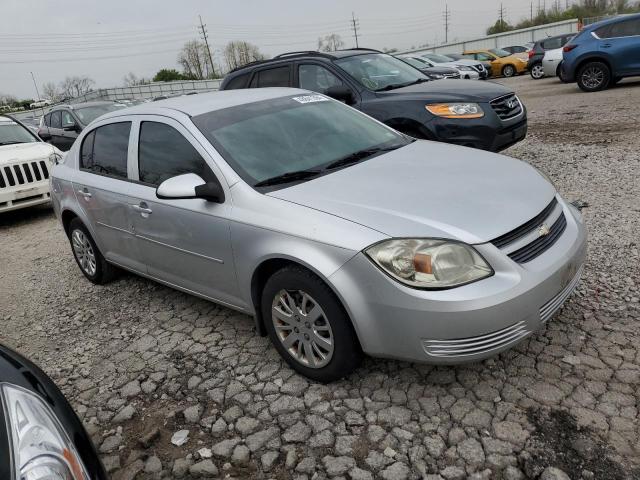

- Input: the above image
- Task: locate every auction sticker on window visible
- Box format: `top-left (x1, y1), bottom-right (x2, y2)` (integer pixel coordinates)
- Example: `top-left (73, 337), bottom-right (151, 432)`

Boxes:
top-left (292, 95), bottom-right (328, 103)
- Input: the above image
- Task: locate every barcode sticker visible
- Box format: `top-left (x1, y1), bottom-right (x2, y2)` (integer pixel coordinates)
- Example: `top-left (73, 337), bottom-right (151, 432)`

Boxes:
top-left (292, 95), bottom-right (328, 104)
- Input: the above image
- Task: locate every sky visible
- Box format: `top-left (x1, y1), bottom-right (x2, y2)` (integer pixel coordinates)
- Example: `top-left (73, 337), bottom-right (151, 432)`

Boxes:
top-left (1, 0), bottom-right (538, 98)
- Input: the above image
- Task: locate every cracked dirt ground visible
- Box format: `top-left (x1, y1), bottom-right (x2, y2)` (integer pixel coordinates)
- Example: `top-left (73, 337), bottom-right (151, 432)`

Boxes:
top-left (1, 75), bottom-right (639, 479)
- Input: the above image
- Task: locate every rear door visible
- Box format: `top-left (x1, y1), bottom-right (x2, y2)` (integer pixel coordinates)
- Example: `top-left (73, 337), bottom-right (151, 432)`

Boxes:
top-left (125, 117), bottom-right (242, 308)
top-left (58, 110), bottom-right (79, 151)
top-left (71, 121), bottom-right (146, 273)
top-left (598, 18), bottom-right (640, 75)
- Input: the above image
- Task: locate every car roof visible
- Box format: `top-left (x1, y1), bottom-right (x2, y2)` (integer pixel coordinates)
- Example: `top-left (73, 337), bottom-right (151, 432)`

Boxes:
top-left (585, 12), bottom-right (640, 30)
top-left (99, 88), bottom-right (312, 119)
top-left (50, 101), bottom-right (118, 111)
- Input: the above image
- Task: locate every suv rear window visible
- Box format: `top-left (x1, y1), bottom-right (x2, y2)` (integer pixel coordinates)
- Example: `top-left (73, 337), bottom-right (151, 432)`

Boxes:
top-left (250, 66), bottom-right (290, 88)
top-left (80, 122), bottom-right (131, 179)
top-left (542, 37), bottom-right (562, 50)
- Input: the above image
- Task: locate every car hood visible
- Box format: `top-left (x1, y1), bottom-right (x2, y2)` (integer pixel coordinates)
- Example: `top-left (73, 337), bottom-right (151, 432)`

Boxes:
top-left (0, 142), bottom-right (57, 164)
top-left (424, 66), bottom-right (458, 74)
top-left (268, 141), bottom-right (555, 244)
top-left (439, 59), bottom-right (480, 67)
top-left (375, 79), bottom-right (511, 102)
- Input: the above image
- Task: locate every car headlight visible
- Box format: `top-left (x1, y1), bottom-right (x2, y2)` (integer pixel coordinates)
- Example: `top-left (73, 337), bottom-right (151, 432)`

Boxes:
top-left (365, 239), bottom-right (493, 289)
top-left (428, 73), bottom-right (444, 79)
top-left (456, 65), bottom-right (473, 71)
top-left (426, 103), bottom-right (484, 119)
top-left (1, 384), bottom-right (89, 480)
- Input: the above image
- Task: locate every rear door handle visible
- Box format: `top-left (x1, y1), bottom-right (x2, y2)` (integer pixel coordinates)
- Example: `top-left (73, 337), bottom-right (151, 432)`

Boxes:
top-left (601, 43), bottom-right (612, 48)
top-left (77, 188), bottom-right (92, 199)
top-left (131, 202), bottom-right (152, 215)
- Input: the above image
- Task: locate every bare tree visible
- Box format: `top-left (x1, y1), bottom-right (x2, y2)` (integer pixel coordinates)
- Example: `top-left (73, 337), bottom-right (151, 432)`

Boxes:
top-left (41, 82), bottom-right (60, 102)
top-left (222, 41), bottom-right (264, 72)
top-left (178, 40), bottom-right (216, 80)
top-left (318, 34), bottom-right (345, 52)
top-left (59, 76), bottom-right (95, 99)
top-left (0, 93), bottom-right (18, 106)
top-left (123, 72), bottom-right (149, 86)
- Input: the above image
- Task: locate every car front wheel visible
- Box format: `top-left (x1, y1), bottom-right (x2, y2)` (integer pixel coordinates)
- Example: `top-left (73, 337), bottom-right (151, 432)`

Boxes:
top-left (262, 266), bottom-right (362, 382)
top-left (68, 218), bottom-right (118, 284)
top-left (529, 62), bottom-right (544, 79)
top-left (502, 64), bottom-right (516, 77)
top-left (577, 61), bottom-right (610, 92)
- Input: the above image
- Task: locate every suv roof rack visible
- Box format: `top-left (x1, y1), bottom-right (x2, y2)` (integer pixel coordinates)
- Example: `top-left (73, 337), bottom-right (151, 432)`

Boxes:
top-left (338, 48), bottom-right (382, 53)
top-left (273, 51), bottom-right (333, 59)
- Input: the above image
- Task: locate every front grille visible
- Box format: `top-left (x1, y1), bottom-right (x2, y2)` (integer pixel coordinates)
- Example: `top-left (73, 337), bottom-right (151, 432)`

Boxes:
top-left (472, 64), bottom-right (485, 72)
top-left (490, 93), bottom-right (522, 120)
top-left (423, 321), bottom-right (529, 357)
top-left (540, 264), bottom-right (583, 323)
top-left (508, 212), bottom-right (567, 263)
top-left (444, 72), bottom-right (461, 79)
top-left (492, 198), bottom-right (558, 249)
top-left (0, 161), bottom-right (49, 189)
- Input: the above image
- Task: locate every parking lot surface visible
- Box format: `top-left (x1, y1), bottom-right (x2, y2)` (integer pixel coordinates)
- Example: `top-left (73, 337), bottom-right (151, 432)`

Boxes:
top-left (1, 75), bottom-right (639, 480)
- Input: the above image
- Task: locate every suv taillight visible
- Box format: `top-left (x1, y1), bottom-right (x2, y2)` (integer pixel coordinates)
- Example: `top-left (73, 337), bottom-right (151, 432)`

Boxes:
top-left (528, 50), bottom-right (534, 58)
top-left (563, 44), bottom-right (577, 53)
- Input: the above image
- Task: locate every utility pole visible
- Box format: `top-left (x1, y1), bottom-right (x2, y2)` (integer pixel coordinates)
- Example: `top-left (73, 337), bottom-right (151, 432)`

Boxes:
top-left (30, 72), bottom-right (45, 118)
top-left (351, 12), bottom-right (360, 48)
top-left (499, 3), bottom-right (505, 27)
top-left (530, 2), bottom-right (534, 22)
top-left (198, 15), bottom-right (216, 78)
top-left (442, 4), bottom-right (450, 44)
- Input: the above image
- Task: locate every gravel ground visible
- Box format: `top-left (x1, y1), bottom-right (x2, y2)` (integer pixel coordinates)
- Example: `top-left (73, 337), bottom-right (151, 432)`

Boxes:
top-left (1, 75), bottom-right (639, 480)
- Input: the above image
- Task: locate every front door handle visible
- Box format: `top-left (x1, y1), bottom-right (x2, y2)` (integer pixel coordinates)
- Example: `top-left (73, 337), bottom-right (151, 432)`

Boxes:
top-left (131, 202), bottom-right (152, 215)
top-left (601, 43), bottom-right (612, 48)
top-left (77, 188), bottom-right (92, 199)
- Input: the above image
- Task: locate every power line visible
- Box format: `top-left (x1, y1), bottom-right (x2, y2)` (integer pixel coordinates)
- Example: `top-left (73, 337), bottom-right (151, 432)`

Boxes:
top-left (198, 14), bottom-right (216, 77)
top-left (351, 12), bottom-right (360, 48)
top-left (442, 4), bottom-right (451, 44)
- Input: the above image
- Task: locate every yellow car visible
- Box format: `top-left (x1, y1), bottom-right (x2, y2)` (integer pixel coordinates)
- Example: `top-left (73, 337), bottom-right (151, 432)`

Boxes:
top-left (463, 48), bottom-right (529, 77)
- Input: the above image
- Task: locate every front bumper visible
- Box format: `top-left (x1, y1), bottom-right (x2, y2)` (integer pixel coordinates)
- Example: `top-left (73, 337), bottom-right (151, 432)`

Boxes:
top-left (459, 70), bottom-right (480, 80)
top-left (329, 198), bottom-right (587, 364)
top-left (0, 182), bottom-right (51, 213)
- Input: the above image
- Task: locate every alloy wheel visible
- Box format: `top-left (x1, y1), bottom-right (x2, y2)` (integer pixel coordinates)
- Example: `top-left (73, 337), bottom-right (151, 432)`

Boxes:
top-left (271, 289), bottom-right (334, 368)
top-left (72, 229), bottom-right (97, 276)
top-left (581, 66), bottom-right (604, 89)
top-left (531, 63), bottom-right (544, 79)
top-left (503, 65), bottom-right (515, 77)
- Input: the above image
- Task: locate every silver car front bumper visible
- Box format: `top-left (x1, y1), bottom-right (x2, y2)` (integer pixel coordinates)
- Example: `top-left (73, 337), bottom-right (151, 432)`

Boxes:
top-left (329, 198), bottom-right (587, 364)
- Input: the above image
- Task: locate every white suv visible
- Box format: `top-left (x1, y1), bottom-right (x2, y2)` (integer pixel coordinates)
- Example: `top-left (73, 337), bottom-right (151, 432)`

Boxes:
top-left (0, 115), bottom-right (61, 213)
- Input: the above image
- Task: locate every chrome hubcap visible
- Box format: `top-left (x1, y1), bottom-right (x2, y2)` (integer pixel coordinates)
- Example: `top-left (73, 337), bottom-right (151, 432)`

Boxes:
top-left (72, 229), bottom-right (96, 276)
top-left (532, 64), bottom-right (543, 78)
top-left (271, 290), bottom-right (334, 368)
top-left (582, 67), bottom-right (604, 88)
top-left (504, 66), bottom-right (514, 77)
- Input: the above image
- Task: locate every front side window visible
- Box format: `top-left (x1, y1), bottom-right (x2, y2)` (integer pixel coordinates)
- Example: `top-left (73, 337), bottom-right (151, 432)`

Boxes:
top-left (138, 121), bottom-right (212, 186)
top-left (335, 53), bottom-right (428, 91)
top-left (192, 95), bottom-right (408, 186)
top-left (298, 64), bottom-right (343, 94)
top-left (50, 111), bottom-right (61, 129)
top-left (0, 121), bottom-right (38, 145)
top-left (80, 122), bottom-right (131, 179)
top-left (44, 114), bottom-right (51, 127)
top-left (61, 111), bottom-right (75, 128)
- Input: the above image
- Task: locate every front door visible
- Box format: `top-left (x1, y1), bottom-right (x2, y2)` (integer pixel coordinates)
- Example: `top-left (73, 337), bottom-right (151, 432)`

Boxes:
top-left (59, 110), bottom-right (79, 151)
top-left (126, 118), bottom-right (242, 308)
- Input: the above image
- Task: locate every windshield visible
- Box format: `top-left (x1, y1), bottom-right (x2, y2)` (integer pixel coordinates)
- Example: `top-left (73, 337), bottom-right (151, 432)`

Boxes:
top-left (401, 57), bottom-right (427, 69)
top-left (489, 48), bottom-right (511, 58)
top-left (335, 53), bottom-right (428, 91)
top-left (193, 95), bottom-right (409, 187)
top-left (74, 104), bottom-right (125, 125)
top-left (422, 53), bottom-right (455, 63)
top-left (0, 122), bottom-right (38, 145)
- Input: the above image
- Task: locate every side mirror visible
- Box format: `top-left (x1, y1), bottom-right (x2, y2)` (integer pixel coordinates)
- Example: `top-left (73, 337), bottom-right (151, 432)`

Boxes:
top-left (156, 173), bottom-right (225, 203)
top-left (326, 85), bottom-right (354, 104)
top-left (63, 124), bottom-right (80, 133)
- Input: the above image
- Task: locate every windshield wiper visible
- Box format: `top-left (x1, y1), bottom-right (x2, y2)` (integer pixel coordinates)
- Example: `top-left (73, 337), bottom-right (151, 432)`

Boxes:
top-left (0, 141), bottom-right (22, 146)
top-left (254, 169), bottom-right (322, 187)
top-left (375, 78), bottom-right (429, 92)
top-left (324, 145), bottom-right (404, 170)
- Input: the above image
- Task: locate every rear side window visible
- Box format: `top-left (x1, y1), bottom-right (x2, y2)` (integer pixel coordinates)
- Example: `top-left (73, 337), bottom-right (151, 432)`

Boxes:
top-left (138, 121), bottom-right (212, 186)
top-left (50, 111), bottom-right (61, 128)
top-left (225, 73), bottom-right (250, 90)
top-left (80, 122), bottom-right (131, 179)
top-left (602, 18), bottom-right (640, 38)
top-left (251, 66), bottom-right (291, 87)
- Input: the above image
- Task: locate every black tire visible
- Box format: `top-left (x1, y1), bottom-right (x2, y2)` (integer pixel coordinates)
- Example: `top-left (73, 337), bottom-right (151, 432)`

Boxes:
top-left (68, 218), bottom-right (118, 284)
top-left (502, 64), bottom-right (516, 77)
top-left (261, 266), bottom-right (362, 383)
top-left (576, 61), bottom-right (610, 92)
top-left (529, 62), bottom-right (544, 79)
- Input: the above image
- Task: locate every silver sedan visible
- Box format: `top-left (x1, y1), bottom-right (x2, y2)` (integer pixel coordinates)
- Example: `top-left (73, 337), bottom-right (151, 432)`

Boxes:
top-left (50, 89), bottom-right (586, 382)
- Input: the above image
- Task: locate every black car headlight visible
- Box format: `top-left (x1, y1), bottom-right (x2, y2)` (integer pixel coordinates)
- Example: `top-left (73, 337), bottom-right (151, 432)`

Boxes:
top-left (365, 239), bottom-right (493, 289)
top-left (1, 384), bottom-right (89, 480)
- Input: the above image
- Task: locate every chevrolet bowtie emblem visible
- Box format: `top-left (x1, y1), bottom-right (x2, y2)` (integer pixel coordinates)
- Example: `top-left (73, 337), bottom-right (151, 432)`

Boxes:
top-left (538, 223), bottom-right (551, 237)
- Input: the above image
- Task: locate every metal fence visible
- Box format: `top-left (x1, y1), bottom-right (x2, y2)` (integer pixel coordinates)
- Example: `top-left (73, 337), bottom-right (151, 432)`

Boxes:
top-left (398, 18), bottom-right (580, 56)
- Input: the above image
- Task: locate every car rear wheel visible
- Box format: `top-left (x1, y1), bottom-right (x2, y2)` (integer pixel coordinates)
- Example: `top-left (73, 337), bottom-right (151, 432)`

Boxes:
top-left (502, 64), bottom-right (516, 77)
top-left (529, 62), bottom-right (544, 79)
top-left (68, 218), bottom-right (118, 284)
top-left (577, 61), bottom-right (610, 92)
top-left (262, 266), bottom-right (362, 382)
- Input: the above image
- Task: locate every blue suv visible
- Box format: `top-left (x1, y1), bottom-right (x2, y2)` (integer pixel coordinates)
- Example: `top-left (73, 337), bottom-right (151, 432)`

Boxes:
top-left (562, 13), bottom-right (640, 92)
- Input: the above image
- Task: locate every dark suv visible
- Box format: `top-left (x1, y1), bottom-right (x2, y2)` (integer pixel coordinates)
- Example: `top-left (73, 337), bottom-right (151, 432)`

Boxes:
top-left (220, 49), bottom-right (527, 152)
top-left (528, 33), bottom-right (575, 79)
top-left (38, 101), bottom-right (124, 151)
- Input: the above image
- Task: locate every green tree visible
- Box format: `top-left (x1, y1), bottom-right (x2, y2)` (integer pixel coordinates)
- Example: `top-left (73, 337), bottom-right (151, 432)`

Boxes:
top-left (486, 19), bottom-right (514, 35)
top-left (153, 69), bottom-right (186, 82)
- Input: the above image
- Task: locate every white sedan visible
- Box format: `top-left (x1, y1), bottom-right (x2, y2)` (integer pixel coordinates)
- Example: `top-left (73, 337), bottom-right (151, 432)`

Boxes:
top-left (542, 47), bottom-right (565, 79)
top-left (0, 115), bottom-right (60, 213)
